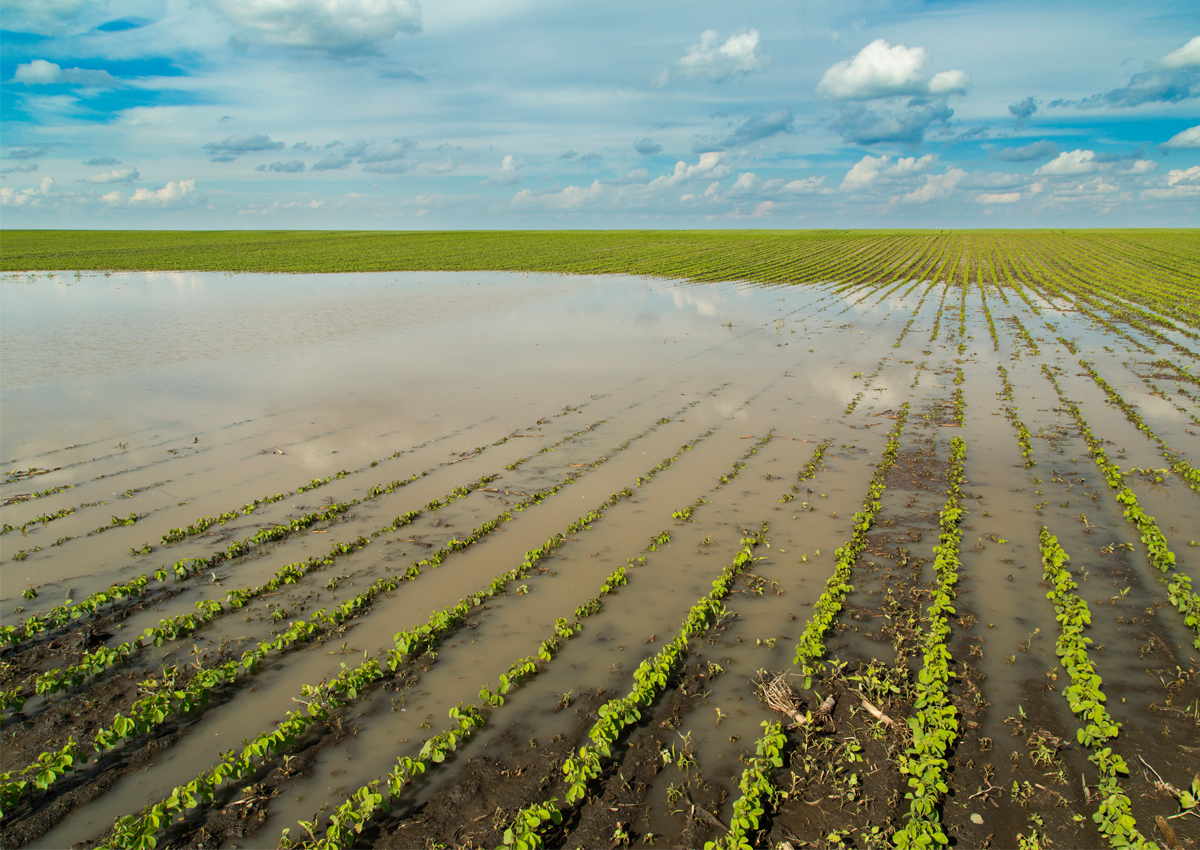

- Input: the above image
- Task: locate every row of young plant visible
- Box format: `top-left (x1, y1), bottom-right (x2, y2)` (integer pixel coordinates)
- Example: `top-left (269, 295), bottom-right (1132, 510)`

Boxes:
top-left (1038, 528), bottom-right (1157, 850)
top-left (705, 721), bottom-right (788, 850)
top-left (1, 406), bottom-right (619, 650)
top-left (0, 474), bottom-right (502, 716)
top-left (1, 412), bottom-right (696, 816)
top-left (291, 542), bottom-right (657, 849)
top-left (1, 483), bottom-right (76, 506)
top-left (781, 438), bottom-right (832, 504)
top-left (1, 497), bottom-right (472, 818)
top-left (893, 435), bottom-right (967, 850)
top-left (1078, 359), bottom-right (1200, 491)
top-left (1040, 364), bottom-right (1200, 648)
top-left (950, 367), bottom-right (965, 426)
top-left (792, 404), bottom-right (911, 687)
top-left (91, 424), bottom-right (722, 849)
top-left (291, 427), bottom-right (786, 849)
top-left (501, 525), bottom-right (770, 850)
top-left (158, 471), bottom-right (354, 544)
top-left (996, 365), bottom-right (1037, 467)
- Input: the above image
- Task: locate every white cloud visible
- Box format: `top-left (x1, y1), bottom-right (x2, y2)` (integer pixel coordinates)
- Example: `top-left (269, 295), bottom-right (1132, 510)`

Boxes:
top-left (783, 176), bottom-right (831, 195)
top-left (1159, 35), bottom-right (1200, 70)
top-left (840, 154), bottom-right (935, 191)
top-left (671, 29), bottom-right (766, 83)
top-left (1035, 150), bottom-right (1098, 176)
top-left (14, 60), bottom-right (120, 88)
top-left (482, 154), bottom-right (524, 186)
top-left (1125, 159), bottom-right (1157, 175)
top-left (976, 192), bottom-right (1021, 204)
top-left (752, 200), bottom-right (776, 218)
top-left (1167, 166), bottom-right (1200, 186)
top-left (1163, 125), bottom-right (1200, 149)
top-left (83, 166), bottom-right (140, 184)
top-left (817, 39), bottom-right (968, 100)
top-left (2, 0), bottom-right (89, 34)
top-left (103, 179), bottom-right (199, 209)
top-left (209, 0), bottom-right (422, 55)
top-left (509, 154), bottom-right (731, 213)
top-left (0, 177), bottom-right (54, 206)
top-left (203, 132), bottom-right (286, 156)
top-left (899, 168), bottom-right (965, 203)
top-left (511, 181), bottom-right (604, 211)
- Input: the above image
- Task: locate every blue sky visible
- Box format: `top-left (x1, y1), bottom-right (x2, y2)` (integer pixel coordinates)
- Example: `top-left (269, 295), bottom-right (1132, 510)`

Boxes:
top-left (1, 0), bottom-right (1198, 228)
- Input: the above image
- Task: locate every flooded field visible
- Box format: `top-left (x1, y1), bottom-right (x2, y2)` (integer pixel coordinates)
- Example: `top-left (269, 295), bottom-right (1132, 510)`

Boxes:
top-left (2, 261), bottom-right (1198, 850)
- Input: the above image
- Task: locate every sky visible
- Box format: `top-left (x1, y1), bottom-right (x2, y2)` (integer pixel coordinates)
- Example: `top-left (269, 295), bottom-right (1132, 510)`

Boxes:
top-left (1, 0), bottom-right (1198, 229)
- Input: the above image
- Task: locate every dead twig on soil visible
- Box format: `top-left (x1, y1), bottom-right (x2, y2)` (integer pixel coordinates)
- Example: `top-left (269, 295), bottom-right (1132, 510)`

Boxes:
top-left (756, 671), bottom-right (834, 728)
top-left (853, 690), bottom-right (894, 727)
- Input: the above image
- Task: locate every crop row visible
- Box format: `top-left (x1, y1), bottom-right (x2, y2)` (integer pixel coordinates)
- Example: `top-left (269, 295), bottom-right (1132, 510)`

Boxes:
top-left (1040, 364), bottom-right (1200, 647)
top-left (1, 405), bottom-right (701, 816)
top-left (1038, 528), bottom-right (1156, 850)
top-left (91, 425), bottom-right (722, 848)
top-left (996, 365), bottom-right (1036, 467)
top-left (293, 427), bottom-right (786, 848)
top-left (707, 721), bottom-right (788, 850)
top-left (893, 436), bottom-right (967, 850)
top-left (0, 471), bottom-right (505, 717)
top-left (501, 526), bottom-right (769, 849)
top-left (792, 403), bottom-right (910, 687)
top-left (1078, 359), bottom-right (1200, 491)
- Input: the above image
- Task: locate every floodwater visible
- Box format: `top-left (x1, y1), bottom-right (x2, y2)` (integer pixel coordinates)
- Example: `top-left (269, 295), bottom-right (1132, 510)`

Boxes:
top-left (1, 270), bottom-right (1197, 850)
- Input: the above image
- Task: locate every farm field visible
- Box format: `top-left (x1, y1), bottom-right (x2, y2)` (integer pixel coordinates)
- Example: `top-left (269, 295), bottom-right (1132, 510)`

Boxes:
top-left (0, 230), bottom-right (1199, 850)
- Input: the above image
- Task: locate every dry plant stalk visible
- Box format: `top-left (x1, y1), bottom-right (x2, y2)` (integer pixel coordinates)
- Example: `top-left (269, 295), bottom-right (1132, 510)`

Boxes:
top-left (757, 671), bottom-right (834, 727)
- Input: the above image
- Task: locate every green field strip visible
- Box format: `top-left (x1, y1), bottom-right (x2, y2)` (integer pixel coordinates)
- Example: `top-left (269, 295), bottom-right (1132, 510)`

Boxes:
top-left (1038, 528), bottom-right (1160, 850)
top-left (1039, 364), bottom-right (1200, 648)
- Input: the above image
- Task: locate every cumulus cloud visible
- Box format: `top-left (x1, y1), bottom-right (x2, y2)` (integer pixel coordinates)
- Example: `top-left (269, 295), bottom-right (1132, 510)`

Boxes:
top-left (976, 192), bottom-right (1022, 204)
top-left (1126, 159), bottom-right (1157, 175)
top-left (83, 166), bottom-right (139, 183)
top-left (361, 160), bottom-right (411, 173)
top-left (312, 152), bottom-right (350, 171)
top-left (509, 154), bottom-right (730, 213)
top-left (0, 177), bottom-right (55, 206)
top-left (482, 155), bottom-right (524, 186)
top-left (840, 154), bottom-right (936, 191)
top-left (1, 163), bottom-right (38, 176)
top-left (102, 179), bottom-right (199, 208)
top-left (697, 109), bottom-right (793, 152)
top-left (1008, 96), bottom-right (1037, 129)
top-left (1059, 36), bottom-right (1200, 109)
top-left (1143, 166), bottom-right (1200, 200)
top-left (1160, 35), bottom-right (1200, 70)
top-left (8, 146), bottom-right (53, 160)
top-left (1035, 149), bottom-right (1098, 175)
top-left (255, 160), bottom-right (306, 172)
top-left (634, 138), bottom-right (662, 155)
top-left (662, 29), bottom-right (766, 84)
top-left (203, 132), bottom-right (285, 158)
top-left (14, 60), bottom-right (120, 88)
top-left (1163, 124), bottom-right (1200, 149)
top-left (425, 158), bottom-right (455, 173)
top-left (579, 152), bottom-right (602, 162)
top-left (992, 140), bottom-right (1058, 162)
top-left (817, 39), bottom-right (969, 100)
top-left (208, 0), bottom-right (422, 55)
top-left (830, 101), bottom-right (953, 146)
top-left (783, 176), bottom-right (831, 195)
top-left (899, 168), bottom-right (965, 203)
top-left (84, 156), bottom-right (121, 166)
top-left (358, 140), bottom-right (413, 163)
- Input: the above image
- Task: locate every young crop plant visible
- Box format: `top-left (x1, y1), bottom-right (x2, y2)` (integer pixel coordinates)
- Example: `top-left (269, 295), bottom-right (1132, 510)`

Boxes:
top-left (893, 436), bottom-right (967, 849)
top-left (792, 405), bottom-right (909, 686)
top-left (707, 721), bottom-right (787, 850)
top-left (997, 365), bottom-right (1037, 467)
top-left (1039, 528), bottom-right (1158, 850)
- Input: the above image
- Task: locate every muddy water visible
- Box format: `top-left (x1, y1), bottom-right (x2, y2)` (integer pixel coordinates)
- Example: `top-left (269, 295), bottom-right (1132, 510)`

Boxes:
top-left (4, 271), bottom-right (1199, 850)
